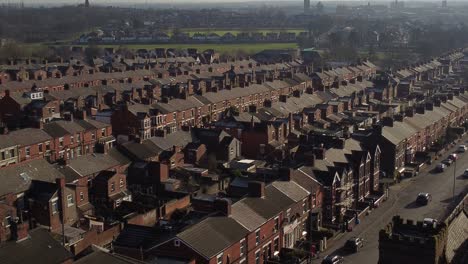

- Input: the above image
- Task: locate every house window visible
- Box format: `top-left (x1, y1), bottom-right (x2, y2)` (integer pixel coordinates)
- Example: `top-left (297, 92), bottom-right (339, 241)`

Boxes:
top-left (4, 215), bottom-right (11, 228)
top-left (25, 147), bottom-right (30, 157)
top-left (274, 236), bottom-right (280, 252)
top-left (66, 194), bottom-right (74, 207)
top-left (101, 128), bottom-right (106, 137)
top-left (240, 239), bottom-right (246, 256)
top-left (51, 200), bottom-right (59, 214)
top-left (1, 151), bottom-right (4, 160)
top-left (255, 229), bottom-right (260, 246)
top-left (59, 137), bottom-right (64, 147)
top-left (217, 253), bottom-right (223, 264)
top-left (91, 133), bottom-right (96, 140)
top-left (111, 182), bottom-right (115, 192)
top-left (76, 134), bottom-right (80, 143)
top-left (10, 149), bottom-right (15, 157)
top-left (45, 141), bottom-right (50, 150)
top-left (70, 136), bottom-right (74, 144)
top-left (303, 199), bottom-right (309, 213)
top-left (255, 251), bottom-right (260, 264)
top-left (274, 217), bottom-right (280, 232)
top-left (79, 192), bottom-right (84, 201)
top-left (119, 178), bottom-right (124, 188)
top-left (174, 239), bottom-right (181, 247)
top-left (38, 143), bottom-right (43, 153)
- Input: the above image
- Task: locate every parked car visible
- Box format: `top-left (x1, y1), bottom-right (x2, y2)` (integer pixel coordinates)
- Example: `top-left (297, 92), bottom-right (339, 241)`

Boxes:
top-left (436, 163), bottom-right (447, 172)
top-left (322, 255), bottom-right (344, 264)
top-left (458, 145), bottom-right (467, 152)
top-left (423, 218), bottom-right (438, 227)
top-left (416, 192), bottom-right (432, 205)
top-left (449, 153), bottom-right (458, 161)
top-left (344, 237), bottom-right (364, 253)
top-left (442, 159), bottom-right (453, 166)
top-left (464, 169), bottom-right (468, 178)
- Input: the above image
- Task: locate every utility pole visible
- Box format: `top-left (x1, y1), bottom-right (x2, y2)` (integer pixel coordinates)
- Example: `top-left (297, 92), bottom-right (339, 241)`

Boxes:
top-left (452, 158), bottom-right (456, 203)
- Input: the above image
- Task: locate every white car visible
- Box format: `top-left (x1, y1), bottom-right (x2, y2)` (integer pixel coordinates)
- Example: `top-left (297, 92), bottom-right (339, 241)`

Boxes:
top-left (458, 145), bottom-right (467, 153)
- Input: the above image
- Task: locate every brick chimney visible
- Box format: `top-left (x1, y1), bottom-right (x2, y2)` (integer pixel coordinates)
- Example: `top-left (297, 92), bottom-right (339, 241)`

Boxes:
top-left (304, 152), bottom-right (316, 167)
top-left (415, 105), bottom-right (425, 115)
top-left (248, 181), bottom-right (265, 198)
top-left (56, 178), bottom-right (67, 226)
top-left (279, 95), bottom-right (287, 103)
top-left (149, 161), bottom-right (169, 183)
top-left (214, 198), bottom-right (232, 216)
top-left (313, 147), bottom-right (325, 160)
top-left (405, 107), bottom-right (415, 117)
top-left (382, 116), bottom-right (394, 127)
top-left (425, 102), bottom-right (434, 111)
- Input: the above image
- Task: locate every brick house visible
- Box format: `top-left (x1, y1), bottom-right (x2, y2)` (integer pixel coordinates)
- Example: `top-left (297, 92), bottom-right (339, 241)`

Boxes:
top-left (91, 170), bottom-right (131, 209)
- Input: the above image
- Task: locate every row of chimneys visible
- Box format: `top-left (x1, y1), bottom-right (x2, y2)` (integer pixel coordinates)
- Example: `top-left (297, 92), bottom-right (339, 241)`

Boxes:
top-left (381, 93), bottom-right (457, 128)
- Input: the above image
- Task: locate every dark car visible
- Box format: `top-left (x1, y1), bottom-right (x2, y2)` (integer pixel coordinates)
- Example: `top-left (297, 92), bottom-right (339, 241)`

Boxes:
top-left (436, 163), bottom-right (446, 172)
top-left (416, 193), bottom-right (432, 205)
top-left (442, 159), bottom-right (453, 166)
top-left (344, 237), bottom-right (364, 252)
top-left (322, 255), bottom-right (344, 264)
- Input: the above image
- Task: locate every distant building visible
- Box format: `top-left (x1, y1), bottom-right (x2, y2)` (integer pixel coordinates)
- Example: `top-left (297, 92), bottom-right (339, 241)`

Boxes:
top-left (390, 0), bottom-right (404, 9)
top-left (85, 0), bottom-right (90, 8)
top-left (304, 0), bottom-right (311, 12)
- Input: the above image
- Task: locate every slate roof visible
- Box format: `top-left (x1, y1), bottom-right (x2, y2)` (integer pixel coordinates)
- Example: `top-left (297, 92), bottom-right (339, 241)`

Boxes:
top-left (66, 149), bottom-right (130, 177)
top-left (230, 202), bottom-right (266, 232)
top-left (271, 180), bottom-right (310, 202)
top-left (382, 121), bottom-right (417, 146)
top-left (177, 217), bottom-right (248, 259)
top-left (75, 251), bottom-right (141, 264)
top-left (1, 128), bottom-right (52, 146)
top-left (0, 159), bottom-right (64, 197)
top-left (0, 228), bottom-right (73, 264)
top-left (239, 185), bottom-right (294, 220)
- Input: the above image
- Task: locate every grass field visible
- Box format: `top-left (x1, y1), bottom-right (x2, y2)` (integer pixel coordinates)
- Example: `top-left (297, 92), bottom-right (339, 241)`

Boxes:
top-left (68, 43), bottom-right (299, 54)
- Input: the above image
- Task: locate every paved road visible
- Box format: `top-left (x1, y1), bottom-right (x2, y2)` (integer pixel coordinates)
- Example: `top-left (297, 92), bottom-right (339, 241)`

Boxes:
top-left (312, 139), bottom-right (468, 264)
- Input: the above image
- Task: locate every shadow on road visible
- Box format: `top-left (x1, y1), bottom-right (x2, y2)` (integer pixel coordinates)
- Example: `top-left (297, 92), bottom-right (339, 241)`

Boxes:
top-left (327, 246), bottom-right (355, 258)
top-left (404, 201), bottom-right (423, 209)
top-left (456, 174), bottom-right (467, 180)
top-left (440, 197), bottom-right (453, 203)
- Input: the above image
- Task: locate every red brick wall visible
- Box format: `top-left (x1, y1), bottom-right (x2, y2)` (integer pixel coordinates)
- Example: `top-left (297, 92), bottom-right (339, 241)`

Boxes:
top-left (127, 209), bottom-right (157, 227)
top-left (241, 130), bottom-right (269, 159)
top-left (70, 224), bottom-right (122, 256)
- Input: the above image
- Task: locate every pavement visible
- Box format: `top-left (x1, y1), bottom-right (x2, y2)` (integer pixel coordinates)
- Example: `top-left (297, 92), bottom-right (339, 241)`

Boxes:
top-left (311, 138), bottom-right (468, 264)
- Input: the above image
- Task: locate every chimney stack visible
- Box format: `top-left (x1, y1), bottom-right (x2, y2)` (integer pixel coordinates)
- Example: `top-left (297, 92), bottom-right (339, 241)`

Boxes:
top-left (248, 181), bottom-right (265, 198)
top-left (214, 198), bottom-right (232, 216)
top-left (55, 178), bottom-right (67, 226)
top-left (381, 116), bottom-right (394, 127)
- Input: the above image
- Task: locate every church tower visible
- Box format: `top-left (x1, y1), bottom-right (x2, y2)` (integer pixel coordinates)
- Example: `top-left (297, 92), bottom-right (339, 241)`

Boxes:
top-left (85, 0), bottom-right (90, 8)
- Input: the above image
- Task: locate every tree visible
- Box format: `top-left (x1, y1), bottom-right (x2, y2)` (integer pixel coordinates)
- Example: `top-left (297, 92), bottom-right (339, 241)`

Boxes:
top-left (347, 30), bottom-right (360, 48)
top-left (328, 32), bottom-right (342, 48)
top-left (85, 44), bottom-right (104, 61)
